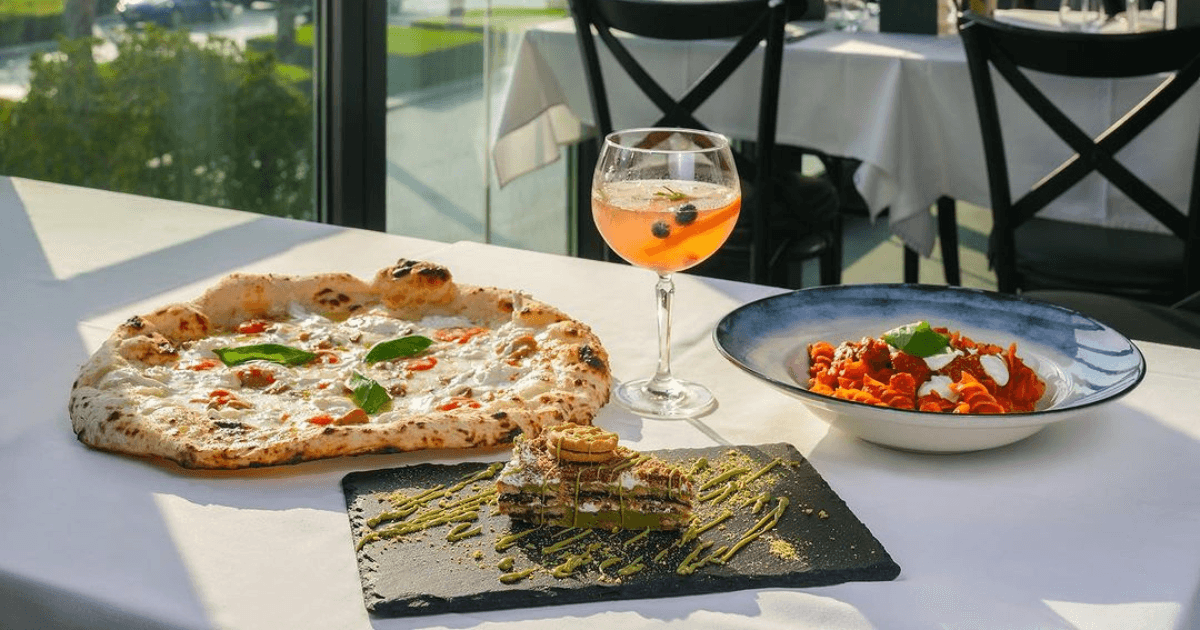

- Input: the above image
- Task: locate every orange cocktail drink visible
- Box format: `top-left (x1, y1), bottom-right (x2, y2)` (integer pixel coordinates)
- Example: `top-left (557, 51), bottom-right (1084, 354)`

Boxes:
top-left (592, 179), bottom-right (741, 274)
top-left (591, 128), bottom-right (738, 420)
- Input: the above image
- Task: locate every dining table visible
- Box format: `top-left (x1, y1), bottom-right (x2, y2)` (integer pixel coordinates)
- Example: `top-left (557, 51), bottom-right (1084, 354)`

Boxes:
top-left (3, 174), bottom-right (1200, 630)
top-left (491, 14), bottom-right (1200, 257)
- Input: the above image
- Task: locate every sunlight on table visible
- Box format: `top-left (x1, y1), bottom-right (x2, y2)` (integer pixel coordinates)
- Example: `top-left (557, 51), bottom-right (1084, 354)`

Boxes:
top-left (153, 493), bottom-right (369, 630)
top-left (1044, 599), bottom-right (1181, 630)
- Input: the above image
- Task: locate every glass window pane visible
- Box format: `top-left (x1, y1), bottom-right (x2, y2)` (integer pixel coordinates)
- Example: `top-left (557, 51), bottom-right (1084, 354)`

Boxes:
top-left (385, 0), bottom-right (569, 253)
top-left (0, 0), bottom-right (317, 221)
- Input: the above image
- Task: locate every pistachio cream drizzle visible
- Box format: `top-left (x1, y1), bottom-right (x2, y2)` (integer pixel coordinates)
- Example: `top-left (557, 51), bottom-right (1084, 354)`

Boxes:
top-left (353, 451), bottom-right (830, 585)
top-left (355, 463), bottom-right (503, 551)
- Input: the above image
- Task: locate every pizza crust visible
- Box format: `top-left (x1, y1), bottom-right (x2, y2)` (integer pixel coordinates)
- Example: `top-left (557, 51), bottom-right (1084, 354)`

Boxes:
top-left (70, 260), bottom-right (612, 469)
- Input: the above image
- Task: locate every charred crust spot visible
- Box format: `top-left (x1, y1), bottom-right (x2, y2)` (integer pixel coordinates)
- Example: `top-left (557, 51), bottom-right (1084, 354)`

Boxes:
top-left (348, 303), bottom-right (363, 312)
top-left (106, 411), bottom-right (121, 422)
top-left (314, 289), bottom-right (353, 308)
top-left (579, 345), bottom-right (606, 370)
top-left (124, 315), bottom-right (146, 330)
top-left (322, 426), bottom-right (337, 435)
top-left (417, 266), bottom-right (450, 282)
top-left (503, 426), bottom-right (523, 442)
top-left (213, 420), bottom-right (249, 431)
top-left (491, 411), bottom-right (508, 420)
top-left (271, 453), bottom-right (305, 466)
top-left (391, 259), bottom-right (419, 278)
top-left (498, 299), bottom-right (514, 313)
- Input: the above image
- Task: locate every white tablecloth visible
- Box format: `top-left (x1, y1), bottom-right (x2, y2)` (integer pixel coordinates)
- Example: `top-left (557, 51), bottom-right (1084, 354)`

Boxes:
top-left (492, 19), bottom-right (1200, 256)
top-left (3, 176), bottom-right (1200, 630)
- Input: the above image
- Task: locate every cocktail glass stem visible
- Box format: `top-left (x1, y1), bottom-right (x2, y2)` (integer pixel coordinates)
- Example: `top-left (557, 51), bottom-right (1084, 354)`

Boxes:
top-left (647, 273), bottom-right (676, 398)
top-left (612, 271), bottom-right (716, 419)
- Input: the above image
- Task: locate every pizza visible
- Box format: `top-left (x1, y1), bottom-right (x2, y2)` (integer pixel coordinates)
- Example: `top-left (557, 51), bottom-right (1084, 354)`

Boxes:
top-left (69, 260), bottom-right (612, 469)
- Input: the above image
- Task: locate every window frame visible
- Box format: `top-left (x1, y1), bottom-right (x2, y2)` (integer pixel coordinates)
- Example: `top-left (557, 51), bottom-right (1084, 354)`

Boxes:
top-left (317, 0), bottom-right (388, 231)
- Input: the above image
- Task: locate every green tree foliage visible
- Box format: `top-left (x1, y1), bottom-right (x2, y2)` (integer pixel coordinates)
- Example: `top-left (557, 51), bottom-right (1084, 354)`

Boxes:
top-left (0, 28), bottom-right (314, 219)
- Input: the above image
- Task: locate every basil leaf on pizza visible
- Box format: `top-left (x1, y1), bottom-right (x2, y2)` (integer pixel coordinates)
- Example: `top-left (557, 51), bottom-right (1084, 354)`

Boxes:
top-left (350, 372), bottom-right (391, 414)
top-left (364, 335), bottom-right (433, 364)
top-left (213, 343), bottom-right (318, 367)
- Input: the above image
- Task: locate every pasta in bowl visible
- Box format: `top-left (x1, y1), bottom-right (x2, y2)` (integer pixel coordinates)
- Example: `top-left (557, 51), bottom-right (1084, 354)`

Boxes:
top-left (807, 322), bottom-right (1048, 414)
top-left (713, 285), bottom-right (1146, 453)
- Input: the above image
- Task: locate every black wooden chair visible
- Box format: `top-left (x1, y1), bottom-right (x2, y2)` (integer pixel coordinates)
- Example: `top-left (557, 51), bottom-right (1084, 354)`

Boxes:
top-left (961, 14), bottom-right (1200, 301)
top-left (959, 13), bottom-right (1200, 348)
top-left (567, 0), bottom-right (842, 288)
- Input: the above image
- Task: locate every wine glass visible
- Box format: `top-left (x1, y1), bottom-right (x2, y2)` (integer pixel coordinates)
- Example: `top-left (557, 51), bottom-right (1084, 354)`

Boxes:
top-left (1059, 0), bottom-right (1108, 31)
top-left (825, 0), bottom-right (868, 31)
top-left (591, 128), bottom-right (741, 419)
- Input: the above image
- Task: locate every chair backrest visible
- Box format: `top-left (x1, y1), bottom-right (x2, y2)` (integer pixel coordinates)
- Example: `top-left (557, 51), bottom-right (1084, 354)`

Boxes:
top-left (958, 13), bottom-right (1200, 297)
top-left (567, 0), bottom-right (804, 281)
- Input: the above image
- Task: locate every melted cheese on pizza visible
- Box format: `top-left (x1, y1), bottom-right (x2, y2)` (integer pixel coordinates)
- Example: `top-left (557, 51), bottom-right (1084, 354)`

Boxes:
top-left (94, 305), bottom-right (550, 429)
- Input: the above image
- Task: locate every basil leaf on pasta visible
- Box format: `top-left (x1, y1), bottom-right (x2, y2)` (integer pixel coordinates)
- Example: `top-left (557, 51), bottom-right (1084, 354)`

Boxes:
top-left (350, 372), bottom-right (391, 414)
top-left (881, 321), bottom-right (949, 358)
top-left (213, 344), bottom-right (317, 367)
top-left (364, 335), bottom-right (433, 364)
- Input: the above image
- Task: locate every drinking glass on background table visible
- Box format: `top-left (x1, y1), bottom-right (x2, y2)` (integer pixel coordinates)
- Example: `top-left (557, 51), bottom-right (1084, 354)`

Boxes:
top-left (1060, 0), bottom-right (1107, 31)
top-left (1125, 0), bottom-right (1140, 30)
top-left (826, 0), bottom-right (868, 30)
top-left (592, 128), bottom-right (741, 419)
top-left (1124, 0), bottom-right (1170, 31)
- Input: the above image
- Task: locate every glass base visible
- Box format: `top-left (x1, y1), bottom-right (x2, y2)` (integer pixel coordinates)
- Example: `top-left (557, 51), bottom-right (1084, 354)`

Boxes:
top-left (614, 377), bottom-right (717, 420)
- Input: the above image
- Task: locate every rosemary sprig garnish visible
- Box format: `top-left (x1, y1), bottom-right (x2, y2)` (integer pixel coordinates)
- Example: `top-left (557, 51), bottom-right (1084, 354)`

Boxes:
top-left (654, 186), bottom-right (688, 201)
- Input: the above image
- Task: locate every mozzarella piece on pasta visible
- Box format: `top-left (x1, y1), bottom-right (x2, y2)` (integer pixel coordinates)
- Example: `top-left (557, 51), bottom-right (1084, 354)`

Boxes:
top-left (979, 353), bottom-right (1009, 386)
top-left (923, 348), bottom-right (962, 371)
top-left (918, 375), bottom-right (957, 401)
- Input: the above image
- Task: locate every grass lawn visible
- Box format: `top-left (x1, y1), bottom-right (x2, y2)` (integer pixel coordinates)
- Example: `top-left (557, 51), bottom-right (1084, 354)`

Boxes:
top-left (415, 7), bottom-right (568, 32)
top-left (386, 26), bottom-right (481, 56)
top-left (294, 24), bottom-right (315, 48)
top-left (274, 61), bottom-right (311, 84)
top-left (0, 0), bottom-right (63, 18)
top-left (289, 23), bottom-right (484, 57)
top-left (264, 7), bottom-right (567, 59)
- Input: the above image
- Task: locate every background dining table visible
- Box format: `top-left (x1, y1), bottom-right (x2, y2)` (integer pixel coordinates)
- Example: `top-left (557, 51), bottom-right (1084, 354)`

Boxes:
top-left (492, 16), bottom-right (1200, 257)
top-left (2, 175), bottom-right (1200, 630)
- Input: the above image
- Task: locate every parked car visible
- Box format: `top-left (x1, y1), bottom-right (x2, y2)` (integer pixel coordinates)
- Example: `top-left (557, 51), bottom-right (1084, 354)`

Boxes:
top-left (117, 0), bottom-right (227, 27)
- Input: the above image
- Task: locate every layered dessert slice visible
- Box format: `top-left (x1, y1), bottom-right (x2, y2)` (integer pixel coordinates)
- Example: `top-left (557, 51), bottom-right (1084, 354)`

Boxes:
top-left (496, 424), bottom-right (695, 530)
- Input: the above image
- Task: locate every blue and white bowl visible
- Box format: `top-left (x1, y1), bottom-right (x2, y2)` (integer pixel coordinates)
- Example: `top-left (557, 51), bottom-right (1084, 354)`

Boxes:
top-left (714, 284), bottom-right (1146, 453)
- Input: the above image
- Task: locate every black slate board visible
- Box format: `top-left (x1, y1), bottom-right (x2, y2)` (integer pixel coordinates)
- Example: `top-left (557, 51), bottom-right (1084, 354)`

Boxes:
top-left (342, 443), bottom-right (900, 618)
